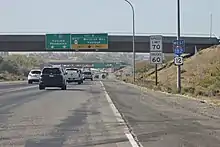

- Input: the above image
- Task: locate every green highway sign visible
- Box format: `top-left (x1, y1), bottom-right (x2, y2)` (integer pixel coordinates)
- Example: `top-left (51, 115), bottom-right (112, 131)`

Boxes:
top-left (71, 33), bottom-right (108, 49)
top-left (45, 34), bottom-right (71, 50)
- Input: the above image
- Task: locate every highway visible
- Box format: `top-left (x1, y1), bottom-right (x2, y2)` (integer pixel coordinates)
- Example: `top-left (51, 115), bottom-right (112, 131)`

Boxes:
top-left (0, 80), bottom-right (220, 147)
top-left (0, 81), bottom-right (29, 90)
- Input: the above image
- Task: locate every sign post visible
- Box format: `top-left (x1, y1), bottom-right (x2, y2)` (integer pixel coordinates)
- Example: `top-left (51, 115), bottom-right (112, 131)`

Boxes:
top-left (45, 34), bottom-right (71, 50)
top-left (150, 35), bottom-right (163, 86)
top-left (71, 33), bottom-right (108, 50)
top-left (173, 39), bottom-right (185, 92)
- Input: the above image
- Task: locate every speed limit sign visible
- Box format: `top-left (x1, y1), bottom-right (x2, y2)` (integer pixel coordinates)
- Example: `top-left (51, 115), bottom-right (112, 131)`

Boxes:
top-left (150, 52), bottom-right (163, 64)
top-left (150, 35), bottom-right (163, 52)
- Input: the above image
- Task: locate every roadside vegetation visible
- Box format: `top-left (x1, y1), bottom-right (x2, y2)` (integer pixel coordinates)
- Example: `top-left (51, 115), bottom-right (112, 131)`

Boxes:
top-left (118, 46), bottom-right (220, 100)
top-left (0, 54), bottom-right (44, 81)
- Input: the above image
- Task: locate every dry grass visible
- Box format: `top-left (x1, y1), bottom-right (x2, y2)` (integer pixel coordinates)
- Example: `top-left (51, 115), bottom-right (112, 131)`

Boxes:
top-left (135, 61), bottom-right (153, 73)
top-left (157, 47), bottom-right (220, 96)
top-left (123, 46), bottom-right (220, 100)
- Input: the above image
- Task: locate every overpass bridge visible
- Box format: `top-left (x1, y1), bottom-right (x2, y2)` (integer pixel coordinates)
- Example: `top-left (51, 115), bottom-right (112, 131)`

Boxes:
top-left (44, 60), bottom-right (129, 69)
top-left (0, 35), bottom-right (219, 53)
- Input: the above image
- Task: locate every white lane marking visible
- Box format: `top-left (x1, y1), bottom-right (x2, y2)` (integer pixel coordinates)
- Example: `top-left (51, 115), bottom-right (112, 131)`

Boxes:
top-left (0, 85), bottom-right (38, 94)
top-left (100, 81), bottom-right (143, 147)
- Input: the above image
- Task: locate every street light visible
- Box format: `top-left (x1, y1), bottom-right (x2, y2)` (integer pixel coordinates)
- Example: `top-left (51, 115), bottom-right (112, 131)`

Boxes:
top-left (177, 0), bottom-right (181, 93)
top-left (209, 12), bottom-right (213, 38)
top-left (124, 0), bottom-right (136, 82)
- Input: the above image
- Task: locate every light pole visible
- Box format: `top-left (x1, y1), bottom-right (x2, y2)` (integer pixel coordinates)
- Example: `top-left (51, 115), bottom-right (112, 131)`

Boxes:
top-left (177, 0), bottom-right (181, 93)
top-left (209, 12), bottom-right (213, 38)
top-left (124, 0), bottom-right (136, 82)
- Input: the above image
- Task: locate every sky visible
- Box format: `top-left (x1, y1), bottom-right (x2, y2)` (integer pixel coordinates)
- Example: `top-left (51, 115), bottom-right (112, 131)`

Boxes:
top-left (0, 0), bottom-right (219, 37)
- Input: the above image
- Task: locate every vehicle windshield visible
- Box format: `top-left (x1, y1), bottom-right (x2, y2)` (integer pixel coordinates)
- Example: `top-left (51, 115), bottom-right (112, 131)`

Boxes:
top-left (31, 70), bottom-right (41, 74)
top-left (83, 72), bottom-right (92, 75)
top-left (66, 68), bottom-right (78, 72)
top-left (42, 68), bottom-right (61, 74)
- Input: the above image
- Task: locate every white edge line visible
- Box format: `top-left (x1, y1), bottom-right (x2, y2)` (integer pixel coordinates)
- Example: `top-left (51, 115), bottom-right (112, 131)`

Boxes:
top-left (100, 81), bottom-right (143, 147)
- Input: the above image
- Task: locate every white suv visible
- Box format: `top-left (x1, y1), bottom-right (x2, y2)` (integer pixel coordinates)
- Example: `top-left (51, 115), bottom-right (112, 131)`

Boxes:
top-left (65, 68), bottom-right (83, 84)
top-left (28, 69), bottom-right (41, 84)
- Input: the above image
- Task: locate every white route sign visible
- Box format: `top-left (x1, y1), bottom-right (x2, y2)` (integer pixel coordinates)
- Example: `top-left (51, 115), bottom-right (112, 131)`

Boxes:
top-left (150, 35), bottom-right (163, 52)
top-left (174, 56), bottom-right (183, 65)
top-left (150, 52), bottom-right (163, 64)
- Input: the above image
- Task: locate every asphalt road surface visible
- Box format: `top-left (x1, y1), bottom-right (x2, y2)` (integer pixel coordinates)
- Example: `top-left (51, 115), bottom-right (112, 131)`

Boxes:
top-left (0, 80), bottom-right (134, 147)
top-left (103, 80), bottom-right (220, 147)
top-left (0, 81), bottom-right (30, 90)
top-left (1, 80), bottom-right (220, 147)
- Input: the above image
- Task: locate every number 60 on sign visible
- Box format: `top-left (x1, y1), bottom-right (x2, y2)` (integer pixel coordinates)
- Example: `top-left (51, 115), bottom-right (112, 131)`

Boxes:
top-left (150, 52), bottom-right (163, 64)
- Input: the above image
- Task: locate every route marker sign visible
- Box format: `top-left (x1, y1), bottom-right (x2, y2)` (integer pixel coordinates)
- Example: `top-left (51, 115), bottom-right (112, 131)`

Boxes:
top-left (150, 35), bottom-right (163, 52)
top-left (71, 33), bottom-right (108, 49)
top-left (173, 39), bottom-right (185, 55)
top-left (174, 56), bottom-right (183, 65)
top-left (45, 34), bottom-right (71, 50)
top-left (150, 52), bottom-right (163, 64)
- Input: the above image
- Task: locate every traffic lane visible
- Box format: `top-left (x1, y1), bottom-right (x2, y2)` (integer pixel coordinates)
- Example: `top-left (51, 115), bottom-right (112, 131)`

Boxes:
top-left (0, 85), bottom-right (51, 125)
top-left (0, 81), bottom-right (34, 90)
top-left (0, 84), bottom-right (38, 97)
top-left (103, 80), bottom-right (220, 147)
top-left (0, 80), bottom-right (132, 147)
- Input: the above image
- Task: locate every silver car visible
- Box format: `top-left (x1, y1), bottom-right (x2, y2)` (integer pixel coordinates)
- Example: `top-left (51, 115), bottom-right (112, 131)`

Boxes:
top-left (83, 71), bottom-right (93, 81)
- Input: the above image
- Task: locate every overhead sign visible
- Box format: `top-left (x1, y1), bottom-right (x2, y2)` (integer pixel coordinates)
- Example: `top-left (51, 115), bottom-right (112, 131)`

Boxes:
top-left (71, 33), bottom-right (108, 49)
top-left (59, 64), bottom-right (94, 68)
top-left (174, 56), bottom-right (183, 65)
top-left (173, 39), bottom-right (185, 55)
top-left (150, 52), bottom-right (163, 64)
top-left (150, 35), bottom-right (163, 52)
top-left (45, 34), bottom-right (71, 50)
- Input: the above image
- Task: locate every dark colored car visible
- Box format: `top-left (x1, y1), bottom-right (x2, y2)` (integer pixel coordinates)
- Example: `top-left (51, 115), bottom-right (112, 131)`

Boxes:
top-left (39, 67), bottom-right (67, 90)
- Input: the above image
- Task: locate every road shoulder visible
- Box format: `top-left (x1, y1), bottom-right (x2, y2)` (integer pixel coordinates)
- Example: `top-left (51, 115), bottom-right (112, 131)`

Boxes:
top-left (103, 80), bottom-right (220, 147)
top-left (116, 79), bottom-right (220, 119)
